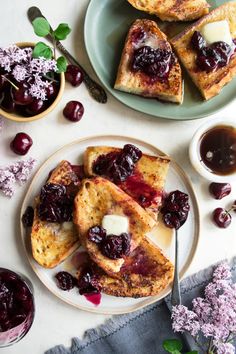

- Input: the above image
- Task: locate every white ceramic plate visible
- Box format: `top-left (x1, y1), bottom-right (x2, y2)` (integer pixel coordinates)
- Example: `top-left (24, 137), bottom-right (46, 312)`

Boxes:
top-left (20, 135), bottom-right (200, 314)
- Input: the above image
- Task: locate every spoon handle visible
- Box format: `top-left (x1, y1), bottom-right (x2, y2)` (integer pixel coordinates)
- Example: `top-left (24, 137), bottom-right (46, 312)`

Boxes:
top-left (27, 6), bottom-right (107, 104)
top-left (171, 229), bottom-right (181, 306)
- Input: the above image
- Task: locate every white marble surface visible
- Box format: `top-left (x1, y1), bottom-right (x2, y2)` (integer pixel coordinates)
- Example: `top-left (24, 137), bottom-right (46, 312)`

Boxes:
top-left (0, 0), bottom-right (235, 353)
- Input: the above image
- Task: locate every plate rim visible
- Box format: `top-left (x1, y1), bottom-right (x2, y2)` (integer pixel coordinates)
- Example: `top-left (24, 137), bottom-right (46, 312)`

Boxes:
top-left (20, 134), bottom-right (200, 314)
top-left (84, 0), bottom-right (236, 120)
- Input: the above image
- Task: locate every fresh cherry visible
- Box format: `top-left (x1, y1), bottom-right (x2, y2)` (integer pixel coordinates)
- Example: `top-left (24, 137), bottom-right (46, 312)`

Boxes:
top-left (11, 82), bottom-right (33, 105)
top-left (233, 200), bottom-right (236, 213)
top-left (0, 75), bottom-right (6, 91)
top-left (209, 182), bottom-right (231, 200)
top-left (0, 91), bottom-right (16, 113)
top-left (25, 99), bottom-right (45, 116)
top-left (212, 207), bottom-right (232, 228)
top-left (10, 132), bottom-right (33, 155)
top-left (46, 82), bottom-right (58, 99)
top-left (65, 65), bottom-right (84, 87)
top-left (63, 101), bottom-right (84, 122)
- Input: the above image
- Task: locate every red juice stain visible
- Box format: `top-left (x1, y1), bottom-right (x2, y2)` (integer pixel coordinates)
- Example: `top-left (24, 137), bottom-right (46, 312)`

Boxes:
top-left (120, 172), bottom-right (162, 208)
top-left (84, 293), bottom-right (101, 306)
top-left (71, 251), bottom-right (89, 269)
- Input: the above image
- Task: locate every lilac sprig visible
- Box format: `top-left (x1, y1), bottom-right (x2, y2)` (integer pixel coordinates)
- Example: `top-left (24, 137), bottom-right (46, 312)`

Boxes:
top-left (172, 262), bottom-right (236, 353)
top-left (0, 158), bottom-right (36, 197)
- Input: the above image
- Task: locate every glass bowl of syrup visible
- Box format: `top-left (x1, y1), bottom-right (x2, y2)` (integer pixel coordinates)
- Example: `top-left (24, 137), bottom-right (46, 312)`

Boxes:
top-left (0, 268), bottom-right (35, 348)
top-left (189, 119), bottom-right (236, 182)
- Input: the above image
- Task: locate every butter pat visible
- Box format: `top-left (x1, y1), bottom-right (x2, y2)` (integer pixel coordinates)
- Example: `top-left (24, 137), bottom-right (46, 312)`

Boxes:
top-left (201, 20), bottom-right (232, 46)
top-left (102, 215), bottom-right (129, 235)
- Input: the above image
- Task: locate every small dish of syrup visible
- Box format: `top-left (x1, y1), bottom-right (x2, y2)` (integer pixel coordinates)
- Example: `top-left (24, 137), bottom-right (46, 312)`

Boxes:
top-left (189, 119), bottom-right (236, 182)
top-left (199, 125), bottom-right (236, 175)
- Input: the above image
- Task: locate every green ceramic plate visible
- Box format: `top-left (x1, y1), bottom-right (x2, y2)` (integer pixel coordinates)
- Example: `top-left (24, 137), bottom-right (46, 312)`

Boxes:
top-left (84, 0), bottom-right (235, 120)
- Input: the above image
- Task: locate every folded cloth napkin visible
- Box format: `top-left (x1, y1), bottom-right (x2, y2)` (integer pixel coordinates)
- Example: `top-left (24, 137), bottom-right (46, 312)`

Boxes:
top-left (46, 257), bottom-right (236, 354)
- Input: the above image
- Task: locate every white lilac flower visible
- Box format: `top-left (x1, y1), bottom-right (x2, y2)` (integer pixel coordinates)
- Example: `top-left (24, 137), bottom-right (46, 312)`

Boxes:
top-left (0, 168), bottom-right (16, 197)
top-left (12, 65), bottom-right (29, 82)
top-left (213, 262), bottom-right (232, 282)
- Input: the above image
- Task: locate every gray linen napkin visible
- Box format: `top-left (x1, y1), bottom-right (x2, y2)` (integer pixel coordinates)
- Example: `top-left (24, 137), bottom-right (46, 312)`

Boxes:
top-left (45, 257), bottom-right (236, 354)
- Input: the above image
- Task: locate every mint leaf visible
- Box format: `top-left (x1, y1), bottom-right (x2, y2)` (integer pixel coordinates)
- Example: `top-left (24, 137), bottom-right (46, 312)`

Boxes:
top-left (53, 23), bottom-right (71, 40)
top-left (163, 339), bottom-right (183, 353)
top-left (32, 17), bottom-right (50, 37)
top-left (56, 56), bottom-right (67, 73)
top-left (33, 42), bottom-right (53, 59)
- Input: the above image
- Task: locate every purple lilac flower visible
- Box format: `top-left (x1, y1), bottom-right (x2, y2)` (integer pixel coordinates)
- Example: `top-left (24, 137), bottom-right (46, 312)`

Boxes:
top-left (213, 262), bottom-right (232, 282)
top-left (172, 305), bottom-right (200, 336)
top-left (172, 262), bottom-right (236, 353)
top-left (12, 64), bottom-right (28, 82)
top-left (0, 158), bottom-right (36, 197)
top-left (29, 58), bottom-right (57, 75)
top-left (217, 342), bottom-right (235, 354)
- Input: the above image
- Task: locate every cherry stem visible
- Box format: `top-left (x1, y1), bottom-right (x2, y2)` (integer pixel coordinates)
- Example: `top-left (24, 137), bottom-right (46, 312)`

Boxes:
top-left (43, 74), bottom-right (58, 83)
top-left (2, 75), bottom-right (19, 90)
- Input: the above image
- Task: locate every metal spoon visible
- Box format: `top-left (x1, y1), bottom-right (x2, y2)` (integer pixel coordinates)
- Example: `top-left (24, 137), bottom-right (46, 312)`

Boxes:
top-left (27, 6), bottom-right (107, 104)
top-left (171, 228), bottom-right (198, 352)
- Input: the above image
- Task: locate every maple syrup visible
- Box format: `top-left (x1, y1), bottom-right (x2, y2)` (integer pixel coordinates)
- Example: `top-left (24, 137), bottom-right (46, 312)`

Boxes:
top-left (199, 125), bottom-right (236, 175)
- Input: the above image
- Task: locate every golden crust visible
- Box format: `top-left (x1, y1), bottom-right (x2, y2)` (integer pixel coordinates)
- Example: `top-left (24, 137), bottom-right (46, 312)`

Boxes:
top-left (114, 19), bottom-right (183, 103)
top-left (127, 0), bottom-right (209, 21)
top-left (171, 2), bottom-right (236, 100)
top-left (76, 238), bottom-right (174, 298)
top-left (31, 161), bottom-right (80, 268)
top-left (73, 177), bottom-right (156, 274)
top-left (84, 146), bottom-right (170, 221)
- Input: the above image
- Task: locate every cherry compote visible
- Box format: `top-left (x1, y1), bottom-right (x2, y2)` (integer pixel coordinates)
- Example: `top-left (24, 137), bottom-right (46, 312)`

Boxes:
top-left (161, 190), bottom-right (190, 230)
top-left (0, 268), bottom-right (34, 347)
top-left (88, 225), bottom-right (131, 259)
top-left (131, 45), bottom-right (175, 80)
top-left (191, 31), bottom-right (235, 72)
top-left (93, 144), bottom-right (142, 183)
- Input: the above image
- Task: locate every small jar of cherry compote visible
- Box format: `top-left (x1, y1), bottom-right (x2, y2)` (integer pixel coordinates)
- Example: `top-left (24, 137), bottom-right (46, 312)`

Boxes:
top-left (0, 268), bottom-right (35, 348)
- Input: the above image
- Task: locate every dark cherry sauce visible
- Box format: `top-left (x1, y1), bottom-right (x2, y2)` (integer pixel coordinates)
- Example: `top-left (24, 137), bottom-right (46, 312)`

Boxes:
top-left (120, 172), bottom-right (161, 208)
top-left (121, 247), bottom-right (157, 277)
top-left (199, 125), bottom-right (236, 175)
top-left (84, 293), bottom-right (101, 306)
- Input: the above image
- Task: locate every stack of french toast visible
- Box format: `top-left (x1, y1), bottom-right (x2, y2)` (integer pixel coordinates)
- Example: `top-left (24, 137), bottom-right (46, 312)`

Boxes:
top-left (115, 1), bottom-right (236, 103)
top-left (30, 144), bottom-right (174, 298)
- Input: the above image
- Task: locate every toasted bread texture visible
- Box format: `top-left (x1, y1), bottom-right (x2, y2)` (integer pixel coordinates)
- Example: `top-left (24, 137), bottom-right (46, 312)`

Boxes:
top-left (31, 161), bottom-right (81, 268)
top-left (127, 0), bottom-right (209, 21)
top-left (171, 2), bottom-right (236, 100)
top-left (84, 146), bottom-right (170, 221)
top-left (76, 238), bottom-right (174, 297)
top-left (114, 19), bottom-right (183, 103)
top-left (73, 177), bottom-right (156, 274)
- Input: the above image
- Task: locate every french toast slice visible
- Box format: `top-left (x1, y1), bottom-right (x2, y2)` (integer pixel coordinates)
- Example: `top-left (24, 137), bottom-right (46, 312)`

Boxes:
top-left (127, 0), bottom-right (209, 22)
top-left (76, 238), bottom-right (174, 298)
top-left (73, 177), bottom-right (156, 274)
top-left (171, 2), bottom-right (236, 100)
top-left (31, 161), bottom-right (82, 268)
top-left (114, 19), bottom-right (183, 103)
top-left (84, 145), bottom-right (170, 221)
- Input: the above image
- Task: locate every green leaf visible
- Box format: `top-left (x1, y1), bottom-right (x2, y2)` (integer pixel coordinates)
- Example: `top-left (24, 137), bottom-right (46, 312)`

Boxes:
top-left (186, 351), bottom-right (198, 354)
top-left (53, 23), bottom-right (71, 40)
top-left (56, 56), bottom-right (67, 73)
top-left (32, 17), bottom-right (50, 37)
top-left (163, 339), bottom-right (183, 353)
top-left (32, 42), bottom-right (53, 59)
